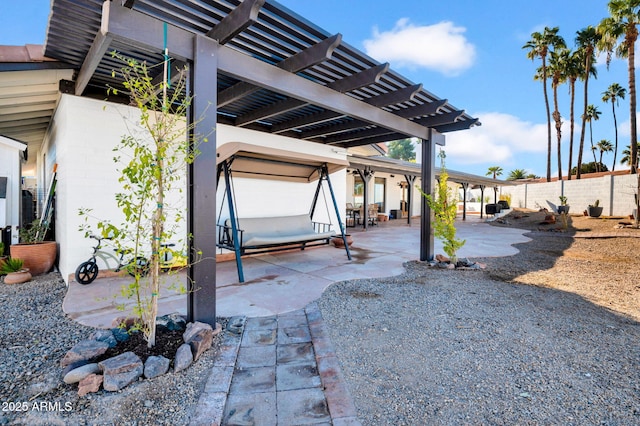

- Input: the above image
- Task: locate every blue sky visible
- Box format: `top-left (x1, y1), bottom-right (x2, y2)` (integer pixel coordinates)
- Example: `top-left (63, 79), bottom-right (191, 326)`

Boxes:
top-left (0, 0), bottom-right (632, 178)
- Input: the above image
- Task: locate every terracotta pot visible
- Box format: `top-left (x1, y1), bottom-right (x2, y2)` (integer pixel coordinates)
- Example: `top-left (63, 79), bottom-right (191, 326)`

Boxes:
top-left (332, 235), bottom-right (353, 248)
top-left (10, 241), bottom-right (57, 276)
top-left (4, 269), bottom-right (32, 284)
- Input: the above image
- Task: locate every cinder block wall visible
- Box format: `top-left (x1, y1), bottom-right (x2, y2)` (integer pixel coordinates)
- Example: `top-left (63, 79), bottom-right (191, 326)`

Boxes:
top-left (504, 174), bottom-right (637, 216)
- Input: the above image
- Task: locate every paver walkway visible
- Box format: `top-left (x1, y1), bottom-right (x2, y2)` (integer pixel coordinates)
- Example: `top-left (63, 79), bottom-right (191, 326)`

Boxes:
top-left (190, 303), bottom-right (359, 425)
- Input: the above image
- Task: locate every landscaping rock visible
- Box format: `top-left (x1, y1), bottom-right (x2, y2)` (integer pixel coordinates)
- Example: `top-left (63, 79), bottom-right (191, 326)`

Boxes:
top-left (99, 352), bottom-right (143, 391)
top-left (183, 321), bottom-right (213, 343)
top-left (111, 327), bottom-right (131, 343)
top-left (173, 343), bottom-right (193, 373)
top-left (77, 374), bottom-right (103, 397)
top-left (156, 312), bottom-right (186, 331)
top-left (60, 340), bottom-right (110, 368)
top-left (183, 321), bottom-right (215, 361)
top-left (227, 316), bottom-right (246, 335)
top-left (63, 363), bottom-right (101, 384)
top-left (89, 329), bottom-right (117, 348)
top-left (144, 355), bottom-right (170, 379)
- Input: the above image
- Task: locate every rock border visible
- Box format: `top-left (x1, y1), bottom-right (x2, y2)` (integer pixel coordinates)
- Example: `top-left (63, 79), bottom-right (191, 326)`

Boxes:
top-left (60, 313), bottom-right (221, 396)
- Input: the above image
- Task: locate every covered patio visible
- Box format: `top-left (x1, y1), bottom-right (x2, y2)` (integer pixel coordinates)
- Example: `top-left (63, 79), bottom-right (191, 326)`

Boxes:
top-left (64, 218), bottom-right (531, 327)
top-left (28, 0), bottom-right (481, 325)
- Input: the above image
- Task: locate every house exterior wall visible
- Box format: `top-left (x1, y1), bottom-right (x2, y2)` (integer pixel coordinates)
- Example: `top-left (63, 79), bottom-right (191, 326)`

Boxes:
top-left (0, 136), bottom-right (26, 243)
top-left (45, 94), bottom-right (347, 283)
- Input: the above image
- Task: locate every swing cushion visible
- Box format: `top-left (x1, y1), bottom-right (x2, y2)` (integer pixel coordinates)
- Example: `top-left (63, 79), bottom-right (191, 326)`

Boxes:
top-left (228, 214), bottom-right (336, 248)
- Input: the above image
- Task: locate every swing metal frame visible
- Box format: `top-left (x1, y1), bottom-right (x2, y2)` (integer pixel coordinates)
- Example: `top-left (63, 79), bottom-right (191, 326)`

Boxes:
top-left (216, 146), bottom-right (352, 283)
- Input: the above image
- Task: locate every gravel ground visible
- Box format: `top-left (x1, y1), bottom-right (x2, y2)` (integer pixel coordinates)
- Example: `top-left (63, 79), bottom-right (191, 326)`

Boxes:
top-left (317, 212), bottom-right (640, 425)
top-left (2, 211), bottom-right (639, 425)
top-left (0, 273), bottom-right (224, 426)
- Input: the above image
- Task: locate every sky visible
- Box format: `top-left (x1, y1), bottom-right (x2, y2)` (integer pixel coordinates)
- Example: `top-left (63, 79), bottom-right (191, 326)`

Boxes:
top-left (0, 0), bottom-right (633, 178)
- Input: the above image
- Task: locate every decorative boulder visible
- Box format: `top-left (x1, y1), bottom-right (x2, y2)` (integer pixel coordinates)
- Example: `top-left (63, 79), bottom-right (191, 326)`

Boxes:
top-left (99, 352), bottom-right (143, 392)
top-left (63, 363), bottom-right (101, 384)
top-left (89, 329), bottom-right (117, 348)
top-left (183, 321), bottom-right (215, 361)
top-left (60, 340), bottom-right (110, 368)
top-left (156, 313), bottom-right (187, 331)
top-left (174, 343), bottom-right (193, 373)
top-left (144, 355), bottom-right (171, 379)
top-left (78, 374), bottom-right (103, 397)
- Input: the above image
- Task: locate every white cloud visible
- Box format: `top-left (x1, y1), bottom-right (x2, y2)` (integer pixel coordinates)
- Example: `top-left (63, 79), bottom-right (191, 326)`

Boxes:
top-left (363, 19), bottom-right (476, 76)
top-left (443, 112), bottom-right (550, 165)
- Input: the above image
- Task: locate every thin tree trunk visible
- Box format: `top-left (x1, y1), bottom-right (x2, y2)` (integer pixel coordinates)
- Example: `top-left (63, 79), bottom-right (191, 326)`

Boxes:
top-left (553, 84), bottom-right (562, 180)
top-left (568, 79), bottom-right (576, 180)
top-left (590, 121), bottom-right (598, 166)
top-left (612, 100), bottom-right (619, 171)
top-left (577, 55), bottom-right (591, 179)
top-left (542, 59), bottom-right (552, 182)
top-left (629, 41), bottom-right (638, 174)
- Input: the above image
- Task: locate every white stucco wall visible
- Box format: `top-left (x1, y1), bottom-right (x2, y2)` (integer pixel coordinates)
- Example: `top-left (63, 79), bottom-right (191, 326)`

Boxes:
top-left (0, 136), bottom-right (26, 243)
top-left (45, 95), bottom-right (348, 282)
top-left (504, 174), bottom-right (638, 216)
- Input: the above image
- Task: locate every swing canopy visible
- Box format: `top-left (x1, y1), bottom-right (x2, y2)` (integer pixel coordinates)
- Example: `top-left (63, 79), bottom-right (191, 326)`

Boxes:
top-left (217, 142), bottom-right (349, 183)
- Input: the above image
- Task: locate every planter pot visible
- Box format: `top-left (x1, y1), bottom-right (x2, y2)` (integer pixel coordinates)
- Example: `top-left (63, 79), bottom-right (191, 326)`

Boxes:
top-left (557, 205), bottom-right (570, 214)
top-left (4, 269), bottom-right (32, 284)
top-left (332, 235), bottom-right (353, 248)
top-left (587, 206), bottom-right (603, 218)
top-left (10, 241), bottom-right (57, 276)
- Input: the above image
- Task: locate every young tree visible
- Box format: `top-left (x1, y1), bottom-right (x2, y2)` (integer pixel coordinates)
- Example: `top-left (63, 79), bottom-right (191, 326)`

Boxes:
top-left (575, 26), bottom-right (601, 180)
top-left (524, 27), bottom-right (566, 182)
top-left (418, 151), bottom-right (465, 263)
top-left (602, 83), bottom-right (627, 171)
top-left (387, 139), bottom-right (416, 161)
top-left (82, 53), bottom-right (205, 348)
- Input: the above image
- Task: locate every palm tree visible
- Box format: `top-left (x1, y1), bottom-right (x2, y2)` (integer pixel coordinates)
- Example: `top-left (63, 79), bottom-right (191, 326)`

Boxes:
top-left (524, 27), bottom-right (565, 182)
top-left (575, 26), bottom-right (601, 180)
top-left (585, 104), bottom-right (601, 165)
top-left (621, 143), bottom-right (640, 166)
top-left (596, 139), bottom-right (614, 171)
top-left (486, 166), bottom-right (503, 204)
top-left (548, 46), bottom-right (569, 180)
top-left (485, 166), bottom-right (503, 179)
top-left (564, 49), bottom-right (584, 180)
top-left (507, 169), bottom-right (528, 180)
top-left (602, 83), bottom-right (627, 171)
top-left (598, 1), bottom-right (640, 174)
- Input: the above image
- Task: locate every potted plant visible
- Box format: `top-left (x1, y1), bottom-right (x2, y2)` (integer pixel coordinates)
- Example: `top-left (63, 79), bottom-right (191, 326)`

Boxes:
top-left (332, 234), bottom-right (353, 248)
top-left (0, 257), bottom-right (32, 284)
top-left (9, 220), bottom-right (57, 276)
top-left (0, 241), bottom-right (6, 269)
top-left (587, 199), bottom-right (603, 218)
top-left (557, 196), bottom-right (570, 214)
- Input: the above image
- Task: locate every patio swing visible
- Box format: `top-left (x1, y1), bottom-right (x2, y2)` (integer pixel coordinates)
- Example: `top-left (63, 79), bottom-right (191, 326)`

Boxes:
top-left (216, 142), bottom-right (352, 282)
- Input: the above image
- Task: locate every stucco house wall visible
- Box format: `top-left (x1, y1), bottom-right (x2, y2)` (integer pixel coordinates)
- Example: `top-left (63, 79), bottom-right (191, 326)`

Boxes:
top-left (44, 94), bottom-right (347, 283)
top-left (0, 136), bottom-right (27, 244)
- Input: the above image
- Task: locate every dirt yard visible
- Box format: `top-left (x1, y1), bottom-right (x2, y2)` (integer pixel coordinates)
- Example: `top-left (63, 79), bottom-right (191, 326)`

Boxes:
top-left (486, 208), bottom-right (640, 321)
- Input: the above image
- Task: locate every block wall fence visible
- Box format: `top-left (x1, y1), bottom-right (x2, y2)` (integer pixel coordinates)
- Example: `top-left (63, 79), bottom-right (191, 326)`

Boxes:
top-left (502, 174), bottom-right (638, 217)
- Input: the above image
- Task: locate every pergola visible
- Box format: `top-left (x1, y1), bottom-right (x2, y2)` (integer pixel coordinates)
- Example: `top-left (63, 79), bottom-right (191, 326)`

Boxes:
top-left (347, 154), bottom-right (514, 228)
top-left (42, 0), bottom-right (480, 325)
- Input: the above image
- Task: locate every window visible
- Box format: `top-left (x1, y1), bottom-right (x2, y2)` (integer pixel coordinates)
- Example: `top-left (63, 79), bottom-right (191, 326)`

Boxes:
top-left (353, 176), bottom-right (364, 206)
top-left (374, 177), bottom-right (385, 212)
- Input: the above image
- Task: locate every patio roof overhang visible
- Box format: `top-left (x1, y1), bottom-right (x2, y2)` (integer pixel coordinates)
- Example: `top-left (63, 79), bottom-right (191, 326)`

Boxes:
top-left (43, 0), bottom-right (480, 149)
top-left (348, 155), bottom-right (515, 187)
top-left (216, 141), bottom-right (348, 183)
top-left (36, 0), bottom-right (483, 324)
